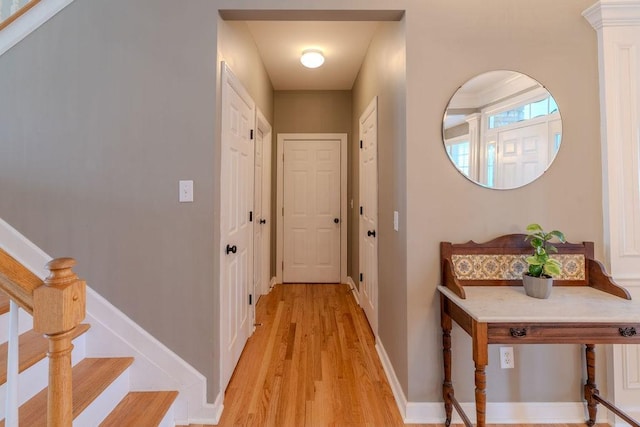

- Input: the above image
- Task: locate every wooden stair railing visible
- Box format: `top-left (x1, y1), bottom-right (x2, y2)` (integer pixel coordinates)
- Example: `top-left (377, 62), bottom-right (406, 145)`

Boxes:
top-left (0, 249), bottom-right (86, 427)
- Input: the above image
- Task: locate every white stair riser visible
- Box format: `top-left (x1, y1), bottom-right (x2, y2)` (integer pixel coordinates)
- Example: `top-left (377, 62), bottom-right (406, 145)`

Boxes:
top-left (72, 368), bottom-right (130, 427)
top-left (0, 309), bottom-right (33, 342)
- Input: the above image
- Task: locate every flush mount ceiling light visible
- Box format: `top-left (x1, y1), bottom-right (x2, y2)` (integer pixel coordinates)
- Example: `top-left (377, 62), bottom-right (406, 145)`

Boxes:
top-left (300, 49), bottom-right (325, 69)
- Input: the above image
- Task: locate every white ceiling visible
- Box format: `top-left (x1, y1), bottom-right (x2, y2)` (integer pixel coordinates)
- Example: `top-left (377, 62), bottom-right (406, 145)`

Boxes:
top-left (245, 21), bottom-right (381, 91)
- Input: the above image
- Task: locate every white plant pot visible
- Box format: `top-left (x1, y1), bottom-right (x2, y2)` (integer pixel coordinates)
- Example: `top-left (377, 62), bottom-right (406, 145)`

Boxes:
top-left (522, 274), bottom-right (553, 299)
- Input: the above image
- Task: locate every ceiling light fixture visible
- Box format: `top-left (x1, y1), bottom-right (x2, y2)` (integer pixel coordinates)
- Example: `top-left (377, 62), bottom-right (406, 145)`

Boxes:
top-left (300, 49), bottom-right (325, 69)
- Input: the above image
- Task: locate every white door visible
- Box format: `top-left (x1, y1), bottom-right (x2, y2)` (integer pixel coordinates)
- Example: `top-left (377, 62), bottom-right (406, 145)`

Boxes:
top-left (220, 63), bottom-right (255, 391)
top-left (496, 122), bottom-right (548, 188)
top-left (253, 122), bottom-right (264, 322)
top-left (283, 139), bottom-right (341, 283)
top-left (359, 97), bottom-right (379, 334)
top-left (253, 109), bottom-right (273, 301)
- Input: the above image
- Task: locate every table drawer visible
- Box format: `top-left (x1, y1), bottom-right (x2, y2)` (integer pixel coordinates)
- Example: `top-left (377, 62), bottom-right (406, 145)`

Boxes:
top-left (488, 323), bottom-right (640, 344)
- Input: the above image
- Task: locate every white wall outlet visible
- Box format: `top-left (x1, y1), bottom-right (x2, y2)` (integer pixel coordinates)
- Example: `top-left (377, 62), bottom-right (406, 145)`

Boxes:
top-left (179, 180), bottom-right (194, 203)
top-left (500, 347), bottom-right (514, 369)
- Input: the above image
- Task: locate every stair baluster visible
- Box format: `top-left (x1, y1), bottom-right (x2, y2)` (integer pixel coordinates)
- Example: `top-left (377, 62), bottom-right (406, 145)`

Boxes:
top-left (4, 300), bottom-right (19, 427)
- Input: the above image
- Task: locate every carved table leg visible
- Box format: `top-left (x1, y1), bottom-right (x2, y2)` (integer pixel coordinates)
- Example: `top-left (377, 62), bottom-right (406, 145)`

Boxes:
top-left (441, 295), bottom-right (454, 427)
top-left (442, 323), bottom-right (453, 426)
top-left (472, 321), bottom-right (488, 427)
top-left (475, 362), bottom-right (487, 427)
top-left (584, 344), bottom-right (598, 427)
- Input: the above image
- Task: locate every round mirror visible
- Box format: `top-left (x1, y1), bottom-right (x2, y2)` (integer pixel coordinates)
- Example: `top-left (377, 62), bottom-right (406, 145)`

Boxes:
top-left (442, 70), bottom-right (562, 189)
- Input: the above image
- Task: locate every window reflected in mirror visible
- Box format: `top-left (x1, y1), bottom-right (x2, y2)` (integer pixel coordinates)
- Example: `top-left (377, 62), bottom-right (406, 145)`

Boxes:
top-left (442, 70), bottom-right (562, 190)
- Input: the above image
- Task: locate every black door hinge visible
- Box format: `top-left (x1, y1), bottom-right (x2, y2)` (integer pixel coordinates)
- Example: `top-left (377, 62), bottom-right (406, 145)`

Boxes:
top-left (249, 211), bottom-right (253, 222)
top-left (250, 129), bottom-right (254, 140)
top-left (249, 294), bottom-right (253, 305)
top-left (360, 206), bottom-right (363, 215)
top-left (359, 273), bottom-right (363, 282)
top-left (360, 140), bottom-right (363, 149)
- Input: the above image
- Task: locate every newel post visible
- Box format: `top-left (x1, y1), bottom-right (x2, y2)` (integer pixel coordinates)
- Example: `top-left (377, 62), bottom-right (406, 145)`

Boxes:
top-left (33, 258), bottom-right (86, 427)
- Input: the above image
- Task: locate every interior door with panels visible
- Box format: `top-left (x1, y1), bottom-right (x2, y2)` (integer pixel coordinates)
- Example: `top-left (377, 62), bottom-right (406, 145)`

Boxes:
top-left (219, 62), bottom-right (255, 392)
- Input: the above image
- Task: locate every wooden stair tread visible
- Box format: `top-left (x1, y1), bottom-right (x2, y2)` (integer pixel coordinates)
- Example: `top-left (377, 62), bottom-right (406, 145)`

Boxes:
top-left (0, 323), bottom-right (90, 385)
top-left (99, 391), bottom-right (179, 427)
top-left (0, 357), bottom-right (134, 427)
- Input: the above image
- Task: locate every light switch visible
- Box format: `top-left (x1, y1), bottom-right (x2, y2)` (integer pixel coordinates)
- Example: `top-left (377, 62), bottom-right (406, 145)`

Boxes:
top-left (393, 211), bottom-right (399, 231)
top-left (179, 180), bottom-right (194, 202)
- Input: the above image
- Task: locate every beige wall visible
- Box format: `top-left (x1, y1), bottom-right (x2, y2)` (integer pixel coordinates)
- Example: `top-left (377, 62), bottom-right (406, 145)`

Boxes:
top-left (404, 0), bottom-right (602, 402)
top-left (272, 90), bottom-right (353, 274)
top-left (0, 0), bottom-right (603, 406)
top-left (352, 20), bottom-right (408, 394)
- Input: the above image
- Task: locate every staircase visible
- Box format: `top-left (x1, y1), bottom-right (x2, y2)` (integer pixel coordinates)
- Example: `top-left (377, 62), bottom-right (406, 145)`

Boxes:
top-left (0, 252), bottom-right (179, 426)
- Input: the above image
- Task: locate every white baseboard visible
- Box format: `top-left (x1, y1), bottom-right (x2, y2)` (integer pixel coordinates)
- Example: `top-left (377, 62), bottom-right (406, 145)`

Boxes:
top-left (375, 337), bottom-right (407, 420)
top-left (346, 276), bottom-right (361, 306)
top-left (376, 334), bottom-right (609, 424)
top-left (269, 276), bottom-right (278, 289)
top-left (405, 401), bottom-right (609, 424)
top-left (0, 217), bottom-right (221, 424)
top-left (85, 288), bottom-right (221, 424)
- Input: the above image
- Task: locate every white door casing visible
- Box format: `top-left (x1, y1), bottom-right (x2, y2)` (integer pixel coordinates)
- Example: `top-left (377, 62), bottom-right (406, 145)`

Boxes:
top-left (253, 117), bottom-right (264, 325)
top-left (256, 110), bottom-right (272, 296)
top-left (276, 134), bottom-right (348, 284)
top-left (359, 97), bottom-right (379, 334)
top-left (219, 62), bottom-right (255, 392)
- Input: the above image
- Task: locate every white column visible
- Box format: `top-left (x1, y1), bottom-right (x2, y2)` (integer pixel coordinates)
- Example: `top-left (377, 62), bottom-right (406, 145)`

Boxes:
top-left (584, 1), bottom-right (640, 424)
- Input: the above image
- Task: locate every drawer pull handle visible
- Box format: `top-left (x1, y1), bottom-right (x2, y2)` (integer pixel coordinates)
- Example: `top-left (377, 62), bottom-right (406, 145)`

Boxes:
top-left (510, 328), bottom-right (527, 337)
top-left (619, 327), bottom-right (637, 337)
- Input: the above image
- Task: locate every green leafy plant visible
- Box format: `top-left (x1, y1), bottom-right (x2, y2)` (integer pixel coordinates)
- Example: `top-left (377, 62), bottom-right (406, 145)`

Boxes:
top-left (524, 223), bottom-right (566, 278)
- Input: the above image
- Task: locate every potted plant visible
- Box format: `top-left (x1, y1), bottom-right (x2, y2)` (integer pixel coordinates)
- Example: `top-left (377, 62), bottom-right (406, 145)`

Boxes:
top-left (523, 223), bottom-right (566, 299)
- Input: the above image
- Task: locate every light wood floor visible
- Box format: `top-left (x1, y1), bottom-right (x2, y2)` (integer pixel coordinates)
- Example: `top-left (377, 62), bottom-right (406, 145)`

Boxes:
top-left (183, 283), bottom-right (607, 427)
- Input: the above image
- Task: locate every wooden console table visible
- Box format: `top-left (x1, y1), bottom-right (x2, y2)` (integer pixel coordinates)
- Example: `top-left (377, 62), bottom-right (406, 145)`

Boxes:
top-left (438, 235), bottom-right (640, 427)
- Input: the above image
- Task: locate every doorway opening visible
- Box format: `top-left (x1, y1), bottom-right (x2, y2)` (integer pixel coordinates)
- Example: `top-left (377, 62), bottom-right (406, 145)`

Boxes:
top-left (217, 9), bottom-right (406, 398)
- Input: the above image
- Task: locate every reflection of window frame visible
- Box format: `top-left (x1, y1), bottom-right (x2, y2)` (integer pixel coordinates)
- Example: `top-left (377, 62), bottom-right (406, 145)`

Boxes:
top-left (478, 88), bottom-right (561, 188)
top-left (444, 135), bottom-right (472, 178)
top-left (484, 87), bottom-right (555, 129)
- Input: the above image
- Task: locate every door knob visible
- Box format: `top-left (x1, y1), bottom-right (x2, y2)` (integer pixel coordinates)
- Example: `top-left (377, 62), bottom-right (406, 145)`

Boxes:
top-left (367, 230), bottom-right (376, 237)
top-left (334, 218), bottom-right (340, 224)
top-left (226, 244), bottom-right (237, 255)
top-left (260, 219), bottom-right (267, 224)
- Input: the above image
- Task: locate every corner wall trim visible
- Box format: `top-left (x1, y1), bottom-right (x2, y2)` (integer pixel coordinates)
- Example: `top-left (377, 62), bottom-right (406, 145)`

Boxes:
top-left (0, 0), bottom-right (76, 57)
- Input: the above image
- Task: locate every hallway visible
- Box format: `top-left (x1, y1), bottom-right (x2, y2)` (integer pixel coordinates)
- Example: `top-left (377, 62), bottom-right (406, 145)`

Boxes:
top-left (218, 283), bottom-right (404, 426)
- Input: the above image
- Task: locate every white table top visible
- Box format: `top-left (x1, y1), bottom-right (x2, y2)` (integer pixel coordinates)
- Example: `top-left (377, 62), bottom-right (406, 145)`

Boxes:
top-left (437, 285), bottom-right (640, 323)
